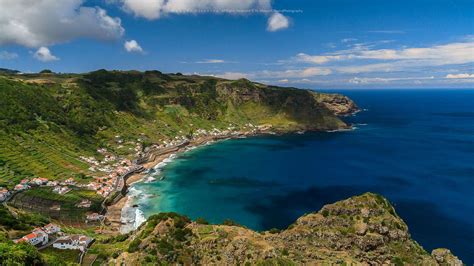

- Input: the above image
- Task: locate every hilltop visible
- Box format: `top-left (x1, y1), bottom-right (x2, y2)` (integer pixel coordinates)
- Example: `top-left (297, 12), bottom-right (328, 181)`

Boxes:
top-left (99, 193), bottom-right (462, 265)
top-left (0, 70), bottom-right (357, 187)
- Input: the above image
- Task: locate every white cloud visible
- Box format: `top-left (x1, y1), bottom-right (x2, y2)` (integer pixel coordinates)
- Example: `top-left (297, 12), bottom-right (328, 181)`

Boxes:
top-left (122, 0), bottom-right (165, 20)
top-left (34, 47), bottom-right (59, 62)
top-left (119, 0), bottom-right (287, 31)
top-left (216, 72), bottom-right (249, 80)
top-left (349, 76), bottom-right (435, 84)
top-left (446, 73), bottom-right (474, 79)
top-left (267, 12), bottom-right (289, 32)
top-left (295, 53), bottom-right (345, 64)
top-left (0, 51), bottom-right (18, 60)
top-left (124, 40), bottom-right (144, 53)
top-left (196, 59), bottom-right (226, 64)
top-left (213, 67), bottom-right (331, 81)
top-left (296, 41), bottom-right (474, 67)
top-left (121, 0), bottom-right (272, 20)
top-left (341, 38), bottom-right (357, 43)
top-left (278, 79), bottom-right (289, 83)
top-left (0, 0), bottom-right (124, 48)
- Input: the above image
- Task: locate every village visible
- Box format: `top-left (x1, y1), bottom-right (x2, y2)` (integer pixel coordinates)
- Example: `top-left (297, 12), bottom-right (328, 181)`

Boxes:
top-left (0, 124), bottom-right (266, 206)
top-left (1, 124), bottom-right (269, 257)
top-left (14, 223), bottom-right (93, 255)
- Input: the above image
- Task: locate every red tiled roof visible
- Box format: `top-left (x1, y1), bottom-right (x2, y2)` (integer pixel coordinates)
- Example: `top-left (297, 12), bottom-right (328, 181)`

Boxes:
top-left (24, 233), bottom-right (37, 240)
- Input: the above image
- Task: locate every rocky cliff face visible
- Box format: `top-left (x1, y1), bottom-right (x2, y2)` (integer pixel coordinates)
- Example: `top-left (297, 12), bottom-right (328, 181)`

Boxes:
top-left (111, 193), bottom-right (462, 265)
top-left (313, 92), bottom-right (360, 116)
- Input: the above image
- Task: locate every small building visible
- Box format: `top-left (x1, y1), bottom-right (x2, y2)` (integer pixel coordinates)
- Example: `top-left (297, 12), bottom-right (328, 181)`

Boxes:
top-left (64, 178), bottom-right (76, 185)
top-left (76, 199), bottom-right (91, 208)
top-left (46, 181), bottom-right (58, 187)
top-left (0, 187), bottom-right (10, 202)
top-left (31, 177), bottom-right (48, 186)
top-left (53, 186), bottom-right (71, 195)
top-left (14, 229), bottom-right (48, 246)
top-left (53, 235), bottom-right (92, 252)
top-left (85, 213), bottom-right (104, 223)
top-left (43, 223), bottom-right (61, 235)
top-left (14, 184), bottom-right (30, 191)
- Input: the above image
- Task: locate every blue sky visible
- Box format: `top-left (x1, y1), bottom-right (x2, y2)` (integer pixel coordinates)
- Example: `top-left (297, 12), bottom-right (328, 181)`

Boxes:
top-left (0, 0), bottom-right (473, 88)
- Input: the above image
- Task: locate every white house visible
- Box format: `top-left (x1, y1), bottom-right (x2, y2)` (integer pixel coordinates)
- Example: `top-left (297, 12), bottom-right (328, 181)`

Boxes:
top-left (63, 178), bottom-right (76, 185)
top-left (43, 223), bottom-right (61, 235)
top-left (85, 213), bottom-right (104, 222)
top-left (53, 235), bottom-right (92, 252)
top-left (30, 177), bottom-right (48, 186)
top-left (46, 181), bottom-right (58, 187)
top-left (53, 186), bottom-right (71, 195)
top-left (15, 229), bottom-right (48, 246)
top-left (76, 199), bottom-right (92, 208)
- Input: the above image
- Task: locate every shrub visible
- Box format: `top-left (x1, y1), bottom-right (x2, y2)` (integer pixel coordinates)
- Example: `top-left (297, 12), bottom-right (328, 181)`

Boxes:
top-left (128, 238), bottom-right (142, 253)
top-left (195, 217), bottom-right (209, 225)
top-left (321, 209), bottom-right (330, 217)
top-left (223, 219), bottom-right (239, 226)
top-left (268, 228), bottom-right (281, 234)
top-left (172, 228), bottom-right (192, 242)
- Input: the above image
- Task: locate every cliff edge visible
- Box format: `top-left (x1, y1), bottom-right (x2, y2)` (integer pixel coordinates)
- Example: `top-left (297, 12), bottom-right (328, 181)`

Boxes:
top-left (109, 193), bottom-right (462, 265)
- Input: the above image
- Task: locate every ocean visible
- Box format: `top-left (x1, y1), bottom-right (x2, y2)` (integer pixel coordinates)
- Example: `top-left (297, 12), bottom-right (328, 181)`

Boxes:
top-left (127, 89), bottom-right (474, 263)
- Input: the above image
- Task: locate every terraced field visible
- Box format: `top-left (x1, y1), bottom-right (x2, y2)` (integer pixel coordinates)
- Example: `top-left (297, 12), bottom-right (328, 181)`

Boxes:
top-left (0, 130), bottom-right (93, 188)
top-left (9, 187), bottom-right (103, 225)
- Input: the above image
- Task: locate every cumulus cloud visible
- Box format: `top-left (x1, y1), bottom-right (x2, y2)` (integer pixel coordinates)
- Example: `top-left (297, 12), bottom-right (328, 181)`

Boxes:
top-left (446, 73), bottom-right (474, 79)
top-left (124, 40), bottom-right (144, 53)
top-left (121, 0), bottom-right (272, 19)
top-left (119, 0), bottom-right (288, 31)
top-left (267, 12), bottom-right (289, 32)
top-left (0, 51), bottom-right (18, 60)
top-left (34, 47), bottom-right (59, 62)
top-left (0, 0), bottom-right (124, 48)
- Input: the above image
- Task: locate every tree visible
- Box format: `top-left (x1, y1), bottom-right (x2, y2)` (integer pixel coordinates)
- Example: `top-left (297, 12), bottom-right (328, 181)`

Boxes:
top-left (0, 242), bottom-right (44, 265)
top-left (39, 69), bottom-right (53, 74)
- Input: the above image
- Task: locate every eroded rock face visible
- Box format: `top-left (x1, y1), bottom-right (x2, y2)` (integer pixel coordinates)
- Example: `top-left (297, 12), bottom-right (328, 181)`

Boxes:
top-left (431, 248), bottom-right (463, 266)
top-left (111, 193), bottom-right (462, 265)
top-left (313, 92), bottom-right (360, 116)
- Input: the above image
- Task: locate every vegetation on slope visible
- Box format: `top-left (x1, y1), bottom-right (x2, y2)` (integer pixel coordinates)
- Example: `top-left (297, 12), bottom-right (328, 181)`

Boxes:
top-left (0, 70), bottom-right (357, 187)
top-left (0, 193), bottom-right (462, 265)
top-left (101, 193), bottom-right (462, 265)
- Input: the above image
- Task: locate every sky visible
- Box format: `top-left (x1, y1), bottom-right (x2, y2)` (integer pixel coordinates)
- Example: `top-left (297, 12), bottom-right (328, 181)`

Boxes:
top-left (0, 0), bottom-right (473, 88)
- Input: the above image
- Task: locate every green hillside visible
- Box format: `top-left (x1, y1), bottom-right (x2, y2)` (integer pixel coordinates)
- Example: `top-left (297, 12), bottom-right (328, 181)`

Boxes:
top-left (0, 70), bottom-right (357, 187)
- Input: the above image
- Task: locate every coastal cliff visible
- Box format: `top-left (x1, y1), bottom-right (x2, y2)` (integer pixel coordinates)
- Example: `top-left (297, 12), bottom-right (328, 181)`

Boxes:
top-left (106, 193), bottom-right (462, 265)
top-left (0, 70), bottom-right (357, 186)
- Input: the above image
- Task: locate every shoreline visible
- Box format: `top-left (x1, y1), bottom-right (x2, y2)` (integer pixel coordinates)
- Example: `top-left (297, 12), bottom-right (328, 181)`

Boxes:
top-left (105, 121), bottom-right (361, 233)
top-left (105, 133), bottom-right (254, 233)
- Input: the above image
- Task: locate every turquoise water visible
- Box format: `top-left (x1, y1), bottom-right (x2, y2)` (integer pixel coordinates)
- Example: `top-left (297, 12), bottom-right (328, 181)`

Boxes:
top-left (132, 89), bottom-right (474, 263)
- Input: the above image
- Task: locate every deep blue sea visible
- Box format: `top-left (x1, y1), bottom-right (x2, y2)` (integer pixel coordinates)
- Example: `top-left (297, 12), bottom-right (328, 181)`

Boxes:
top-left (131, 89), bottom-right (474, 263)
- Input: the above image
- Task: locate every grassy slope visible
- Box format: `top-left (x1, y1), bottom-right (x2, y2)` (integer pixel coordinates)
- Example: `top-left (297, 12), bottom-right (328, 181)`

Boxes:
top-left (0, 70), bottom-right (352, 188)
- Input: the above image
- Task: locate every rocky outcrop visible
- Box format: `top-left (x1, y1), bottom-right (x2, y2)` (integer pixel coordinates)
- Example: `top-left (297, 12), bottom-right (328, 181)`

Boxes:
top-left (313, 92), bottom-right (360, 116)
top-left (111, 193), bottom-right (461, 265)
top-left (431, 248), bottom-right (463, 266)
